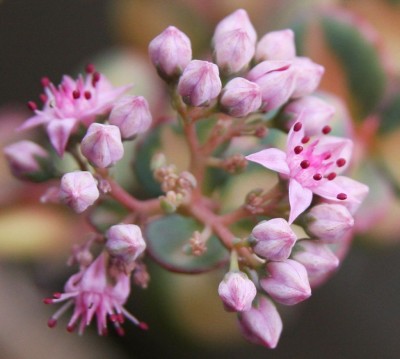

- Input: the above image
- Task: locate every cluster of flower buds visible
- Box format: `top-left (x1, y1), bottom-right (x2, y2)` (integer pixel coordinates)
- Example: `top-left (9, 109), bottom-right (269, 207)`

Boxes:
top-left (4, 8), bottom-right (369, 350)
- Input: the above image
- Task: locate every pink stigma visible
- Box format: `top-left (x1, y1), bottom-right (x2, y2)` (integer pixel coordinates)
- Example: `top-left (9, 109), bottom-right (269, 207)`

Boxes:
top-left (337, 193), bottom-right (347, 200)
top-left (293, 122), bottom-right (302, 132)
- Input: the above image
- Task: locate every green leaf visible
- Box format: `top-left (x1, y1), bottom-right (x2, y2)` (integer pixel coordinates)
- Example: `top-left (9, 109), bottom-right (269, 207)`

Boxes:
top-left (321, 16), bottom-right (386, 118)
top-left (379, 94), bottom-right (400, 134)
top-left (145, 214), bottom-right (228, 274)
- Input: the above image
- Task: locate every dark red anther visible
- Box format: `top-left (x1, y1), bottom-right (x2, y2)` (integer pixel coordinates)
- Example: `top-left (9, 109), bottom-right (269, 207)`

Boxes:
top-left (41, 77), bottom-right (50, 87)
top-left (101, 328), bottom-right (109, 336)
top-left (47, 318), bottom-right (57, 328)
top-left (336, 158), bottom-right (346, 167)
top-left (43, 298), bottom-right (53, 304)
top-left (293, 122), bottom-right (302, 132)
top-left (53, 292), bottom-right (62, 299)
top-left (301, 136), bottom-right (310, 144)
top-left (139, 322), bottom-right (149, 330)
top-left (27, 101), bottom-right (37, 111)
top-left (39, 93), bottom-right (48, 103)
top-left (84, 91), bottom-right (92, 100)
top-left (300, 160), bottom-right (310, 169)
top-left (66, 324), bottom-right (75, 333)
top-left (85, 63), bottom-right (95, 74)
top-left (109, 314), bottom-right (118, 322)
top-left (294, 145), bottom-right (303, 154)
top-left (327, 172), bottom-right (336, 181)
top-left (322, 125), bottom-right (331, 134)
top-left (92, 72), bottom-right (100, 87)
top-left (115, 326), bottom-right (125, 336)
top-left (118, 314), bottom-right (124, 323)
top-left (324, 153), bottom-right (332, 160)
top-left (313, 173), bottom-right (322, 181)
top-left (72, 90), bottom-right (80, 99)
top-left (337, 193), bottom-right (347, 200)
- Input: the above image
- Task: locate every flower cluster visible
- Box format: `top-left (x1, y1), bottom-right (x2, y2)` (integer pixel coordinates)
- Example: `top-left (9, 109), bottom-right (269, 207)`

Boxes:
top-left (4, 9), bottom-right (368, 349)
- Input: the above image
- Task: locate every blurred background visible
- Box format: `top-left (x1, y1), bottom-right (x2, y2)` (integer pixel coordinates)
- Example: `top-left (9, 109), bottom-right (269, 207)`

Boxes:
top-left (1, 0), bottom-right (400, 358)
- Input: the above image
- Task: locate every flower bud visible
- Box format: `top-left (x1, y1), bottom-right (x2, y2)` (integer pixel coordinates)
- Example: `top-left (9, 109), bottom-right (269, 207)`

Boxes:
top-left (148, 26), bottom-right (192, 80)
top-left (284, 95), bottom-right (335, 136)
top-left (212, 9), bottom-right (256, 74)
top-left (305, 203), bottom-right (354, 242)
top-left (247, 60), bottom-right (296, 111)
top-left (81, 123), bottom-right (124, 168)
top-left (292, 240), bottom-right (339, 287)
top-left (177, 60), bottom-right (222, 107)
top-left (109, 96), bottom-right (152, 139)
top-left (59, 171), bottom-right (99, 213)
top-left (220, 78), bottom-right (261, 117)
top-left (255, 29), bottom-right (296, 62)
top-left (106, 224), bottom-right (146, 272)
top-left (218, 271), bottom-right (257, 312)
top-left (250, 218), bottom-right (297, 261)
top-left (238, 296), bottom-right (282, 348)
top-left (291, 57), bottom-right (324, 98)
top-left (260, 259), bottom-right (311, 305)
top-left (4, 140), bottom-right (53, 182)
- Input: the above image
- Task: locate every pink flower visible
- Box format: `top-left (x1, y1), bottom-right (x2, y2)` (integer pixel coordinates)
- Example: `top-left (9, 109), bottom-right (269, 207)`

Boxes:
top-left (246, 119), bottom-right (368, 223)
top-left (291, 57), bottom-right (324, 98)
top-left (255, 29), bottom-right (296, 62)
top-left (218, 271), bottom-right (257, 312)
top-left (44, 253), bottom-right (147, 335)
top-left (238, 296), bottom-right (282, 348)
top-left (19, 66), bottom-right (130, 156)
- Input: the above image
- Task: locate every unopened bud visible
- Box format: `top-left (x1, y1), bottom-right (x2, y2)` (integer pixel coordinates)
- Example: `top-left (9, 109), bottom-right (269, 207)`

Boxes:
top-left (238, 296), bottom-right (282, 348)
top-left (177, 60), bottom-right (222, 107)
top-left (305, 203), bottom-right (354, 242)
top-left (81, 123), bottom-right (124, 168)
top-left (218, 271), bottom-right (257, 312)
top-left (291, 57), bottom-right (324, 98)
top-left (255, 29), bottom-right (296, 62)
top-left (260, 259), bottom-right (311, 305)
top-left (148, 26), bottom-right (192, 81)
top-left (220, 77), bottom-right (261, 117)
top-left (59, 171), bottom-right (99, 213)
top-left (250, 218), bottom-right (297, 261)
top-left (109, 96), bottom-right (152, 139)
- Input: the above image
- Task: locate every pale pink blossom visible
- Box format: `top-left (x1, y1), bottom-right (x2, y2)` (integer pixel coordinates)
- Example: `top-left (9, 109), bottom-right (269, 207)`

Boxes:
top-left (260, 259), bottom-right (311, 305)
top-left (238, 296), bottom-right (282, 348)
top-left (255, 29), bottom-right (296, 62)
top-left (291, 57), bottom-right (325, 98)
top-left (250, 218), bottom-right (297, 261)
top-left (246, 119), bottom-right (368, 223)
top-left (44, 253), bottom-right (147, 335)
top-left (218, 271), bottom-right (257, 312)
top-left (18, 67), bottom-right (129, 156)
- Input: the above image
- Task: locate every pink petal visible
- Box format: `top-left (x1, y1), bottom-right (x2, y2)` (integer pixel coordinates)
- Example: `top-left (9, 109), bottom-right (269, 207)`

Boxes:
top-left (331, 176), bottom-right (369, 214)
top-left (246, 148), bottom-right (289, 175)
top-left (312, 179), bottom-right (343, 201)
top-left (17, 113), bottom-right (49, 131)
top-left (46, 118), bottom-right (77, 157)
top-left (288, 179), bottom-right (313, 223)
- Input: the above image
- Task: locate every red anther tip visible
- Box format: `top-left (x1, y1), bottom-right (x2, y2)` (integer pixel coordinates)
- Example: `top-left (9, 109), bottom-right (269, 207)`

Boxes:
top-left (139, 322), bottom-right (149, 331)
top-left (294, 145), bottom-right (303, 154)
top-left (43, 298), bottom-right (53, 304)
top-left (293, 122), bottom-right (302, 132)
top-left (109, 314), bottom-right (118, 322)
top-left (39, 93), bottom-right (48, 103)
top-left (118, 314), bottom-right (124, 323)
top-left (92, 72), bottom-right (100, 81)
top-left (327, 172), bottom-right (337, 181)
top-left (41, 77), bottom-right (50, 87)
top-left (72, 90), bottom-right (80, 99)
top-left (300, 160), bottom-right (310, 169)
top-left (324, 153), bottom-right (332, 160)
top-left (337, 193), bottom-right (347, 200)
top-left (84, 91), bottom-right (92, 100)
top-left (301, 136), bottom-right (310, 144)
top-left (116, 327), bottom-right (125, 336)
top-left (27, 101), bottom-right (37, 111)
top-left (336, 158), bottom-right (346, 167)
top-left (313, 173), bottom-right (322, 181)
top-left (101, 328), bottom-right (109, 336)
top-left (322, 125), bottom-right (331, 134)
top-left (85, 63), bottom-right (95, 74)
top-left (66, 325), bottom-right (75, 333)
top-left (47, 318), bottom-right (57, 328)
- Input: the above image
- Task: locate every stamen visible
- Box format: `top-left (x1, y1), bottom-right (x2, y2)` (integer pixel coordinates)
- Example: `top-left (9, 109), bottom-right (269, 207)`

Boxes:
top-left (336, 158), bottom-right (346, 167)
top-left (84, 91), bottom-right (92, 100)
top-left (109, 314), bottom-right (118, 322)
top-left (300, 160), bottom-right (310, 169)
top-left (337, 193), bottom-right (347, 200)
top-left (294, 145), bottom-right (303, 154)
top-left (293, 122), bottom-right (302, 132)
top-left (47, 318), bottom-right (57, 328)
top-left (72, 90), bottom-right (80, 99)
top-left (53, 292), bottom-right (62, 299)
top-left (66, 324), bottom-right (75, 333)
top-left (41, 77), bottom-right (50, 87)
top-left (92, 72), bottom-right (100, 87)
top-left (85, 63), bottom-right (95, 74)
top-left (39, 93), bottom-right (48, 103)
top-left (43, 298), bottom-right (53, 304)
top-left (139, 322), bottom-right (149, 330)
top-left (313, 173), bottom-right (322, 181)
top-left (301, 136), bottom-right (310, 144)
top-left (27, 101), bottom-right (37, 111)
top-left (322, 125), bottom-right (331, 134)
top-left (324, 153), bottom-right (332, 160)
top-left (327, 172), bottom-right (336, 180)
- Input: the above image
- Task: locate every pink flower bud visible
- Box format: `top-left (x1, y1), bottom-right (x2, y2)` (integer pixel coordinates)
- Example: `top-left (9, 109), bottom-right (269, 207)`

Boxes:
top-left (220, 77), bottom-right (261, 117)
top-left (260, 259), bottom-right (311, 305)
top-left (305, 203), bottom-right (354, 242)
top-left (59, 171), bottom-right (99, 213)
top-left (238, 296), bottom-right (282, 348)
top-left (106, 224), bottom-right (146, 271)
top-left (250, 218), bottom-right (297, 261)
top-left (212, 9), bottom-right (256, 74)
top-left (218, 271), bottom-right (257, 312)
top-left (247, 60), bottom-right (296, 111)
top-left (109, 96), bottom-right (152, 139)
top-left (81, 123), bottom-right (124, 168)
top-left (148, 26), bottom-right (192, 80)
top-left (255, 29), bottom-right (296, 62)
top-left (292, 240), bottom-right (339, 287)
top-left (284, 95), bottom-right (335, 136)
top-left (177, 60), bottom-right (222, 107)
top-left (4, 140), bottom-right (50, 181)
top-left (291, 57), bottom-right (324, 98)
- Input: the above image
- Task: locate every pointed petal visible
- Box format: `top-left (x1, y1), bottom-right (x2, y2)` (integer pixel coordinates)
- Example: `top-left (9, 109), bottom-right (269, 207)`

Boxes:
top-left (288, 179), bottom-right (313, 223)
top-left (17, 113), bottom-right (49, 131)
top-left (331, 176), bottom-right (369, 214)
top-left (246, 148), bottom-right (289, 175)
top-left (46, 118), bottom-right (77, 157)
